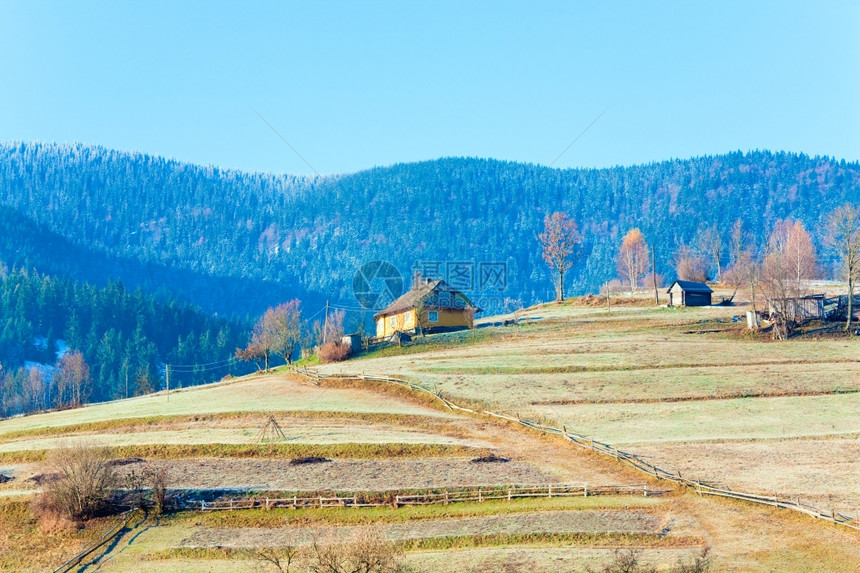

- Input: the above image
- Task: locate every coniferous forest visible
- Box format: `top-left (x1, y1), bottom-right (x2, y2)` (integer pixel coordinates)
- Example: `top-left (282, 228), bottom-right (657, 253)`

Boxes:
top-left (1, 141), bottom-right (859, 415)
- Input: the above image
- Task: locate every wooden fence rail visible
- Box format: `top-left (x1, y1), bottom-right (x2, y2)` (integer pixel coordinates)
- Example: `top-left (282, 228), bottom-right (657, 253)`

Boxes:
top-left (292, 367), bottom-right (859, 532)
top-left (54, 509), bottom-right (139, 573)
top-left (177, 482), bottom-right (661, 512)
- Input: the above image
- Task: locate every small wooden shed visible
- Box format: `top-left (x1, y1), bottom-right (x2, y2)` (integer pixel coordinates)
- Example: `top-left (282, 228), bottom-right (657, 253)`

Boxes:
top-left (666, 280), bottom-right (713, 307)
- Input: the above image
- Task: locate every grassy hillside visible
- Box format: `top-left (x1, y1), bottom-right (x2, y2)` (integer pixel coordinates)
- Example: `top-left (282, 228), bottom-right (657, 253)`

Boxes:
top-left (318, 292), bottom-right (860, 515)
top-left (1, 299), bottom-right (859, 572)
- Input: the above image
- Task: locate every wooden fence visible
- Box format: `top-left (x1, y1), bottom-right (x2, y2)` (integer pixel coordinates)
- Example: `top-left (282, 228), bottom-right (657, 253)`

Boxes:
top-left (177, 483), bottom-right (660, 512)
top-left (53, 509), bottom-right (139, 573)
top-left (293, 367), bottom-right (859, 532)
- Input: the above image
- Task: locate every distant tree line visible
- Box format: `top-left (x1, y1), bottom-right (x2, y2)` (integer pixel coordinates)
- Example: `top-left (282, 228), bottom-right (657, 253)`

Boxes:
top-left (543, 201), bottom-right (860, 338)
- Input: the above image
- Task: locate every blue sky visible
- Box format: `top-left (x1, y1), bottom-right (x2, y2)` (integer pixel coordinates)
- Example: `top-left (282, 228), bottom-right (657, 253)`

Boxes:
top-left (1, 1), bottom-right (858, 175)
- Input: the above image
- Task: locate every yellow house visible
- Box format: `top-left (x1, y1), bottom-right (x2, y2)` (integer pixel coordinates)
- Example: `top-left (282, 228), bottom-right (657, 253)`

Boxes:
top-left (374, 279), bottom-right (480, 338)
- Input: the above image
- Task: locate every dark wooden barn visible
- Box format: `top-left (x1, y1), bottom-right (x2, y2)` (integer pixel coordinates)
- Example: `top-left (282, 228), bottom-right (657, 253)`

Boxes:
top-left (666, 280), bottom-right (713, 307)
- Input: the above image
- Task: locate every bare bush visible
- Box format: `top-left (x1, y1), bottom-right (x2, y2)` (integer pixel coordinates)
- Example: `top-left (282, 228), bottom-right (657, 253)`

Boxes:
top-left (672, 548), bottom-right (712, 573)
top-left (255, 539), bottom-right (303, 573)
top-left (145, 463), bottom-right (170, 515)
top-left (36, 443), bottom-right (118, 522)
top-left (584, 547), bottom-right (712, 573)
top-left (585, 548), bottom-right (655, 573)
top-left (319, 341), bottom-right (351, 363)
top-left (310, 527), bottom-right (406, 573)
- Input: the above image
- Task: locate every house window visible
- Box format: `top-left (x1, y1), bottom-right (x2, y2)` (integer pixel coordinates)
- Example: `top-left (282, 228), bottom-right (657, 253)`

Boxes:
top-left (389, 316), bottom-right (397, 329)
top-left (427, 310), bottom-right (439, 323)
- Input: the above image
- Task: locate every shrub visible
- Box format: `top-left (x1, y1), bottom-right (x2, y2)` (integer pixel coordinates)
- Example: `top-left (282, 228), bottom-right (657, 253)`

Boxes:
top-left (310, 527), bottom-right (407, 573)
top-left (35, 443), bottom-right (118, 523)
top-left (145, 463), bottom-right (170, 515)
top-left (584, 548), bottom-right (712, 573)
top-left (318, 342), bottom-right (351, 363)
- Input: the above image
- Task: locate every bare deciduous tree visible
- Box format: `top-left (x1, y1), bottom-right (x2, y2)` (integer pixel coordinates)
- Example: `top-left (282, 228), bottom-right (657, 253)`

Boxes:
top-left (770, 219), bottom-right (817, 284)
top-left (55, 351), bottom-right (91, 407)
top-left (617, 229), bottom-right (649, 294)
top-left (760, 219), bottom-right (817, 339)
top-left (673, 244), bottom-right (708, 282)
top-left (723, 249), bottom-right (759, 309)
top-left (538, 212), bottom-right (582, 302)
top-left (729, 219), bottom-right (748, 267)
top-left (24, 367), bottom-right (45, 412)
top-left (824, 203), bottom-right (860, 331)
top-left (238, 302), bottom-right (304, 371)
top-left (270, 300), bottom-right (303, 365)
top-left (698, 224), bottom-right (723, 281)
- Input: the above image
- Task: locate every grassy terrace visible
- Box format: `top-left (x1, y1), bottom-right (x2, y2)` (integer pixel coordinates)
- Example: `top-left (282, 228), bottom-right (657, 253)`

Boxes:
top-left (316, 295), bottom-right (860, 514)
top-left (0, 373), bottom-right (454, 438)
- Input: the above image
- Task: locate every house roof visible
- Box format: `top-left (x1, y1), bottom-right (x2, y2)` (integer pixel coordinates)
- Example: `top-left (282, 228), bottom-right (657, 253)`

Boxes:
top-left (373, 279), bottom-right (479, 319)
top-left (666, 280), bottom-right (713, 294)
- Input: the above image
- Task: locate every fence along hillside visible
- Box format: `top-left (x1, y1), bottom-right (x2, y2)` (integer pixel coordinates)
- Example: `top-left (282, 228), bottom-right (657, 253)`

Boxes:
top-left (292, 367), bottom-right (859, 532)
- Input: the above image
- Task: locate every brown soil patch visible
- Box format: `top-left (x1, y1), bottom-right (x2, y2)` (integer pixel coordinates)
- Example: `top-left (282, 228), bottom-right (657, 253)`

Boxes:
top-left (134, 458), bottom-right (559, 491)
top-left (179, 509), bottom-right (670, 547)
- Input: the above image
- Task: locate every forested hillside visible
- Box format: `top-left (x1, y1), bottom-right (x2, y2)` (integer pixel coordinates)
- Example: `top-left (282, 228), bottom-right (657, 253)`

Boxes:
top-left (0, 268), bottom-right (250, 417)
top-left (1, 142), bottom-right (859, 315)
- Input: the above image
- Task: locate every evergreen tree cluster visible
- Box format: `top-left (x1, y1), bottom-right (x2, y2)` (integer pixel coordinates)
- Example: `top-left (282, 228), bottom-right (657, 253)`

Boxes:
top-left (0, 268), bottom-right (249, 418)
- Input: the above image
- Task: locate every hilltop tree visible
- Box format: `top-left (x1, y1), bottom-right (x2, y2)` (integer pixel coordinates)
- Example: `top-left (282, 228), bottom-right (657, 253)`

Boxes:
top-left (824, 204), bottom-right (860, 331)
top-left (538, 212), bottom-right (582, 302)
top-left (237, 311), bottom-right (278, 371)
top-left (269, 300), bottom-right (303, 365)
top-left (617, 229), bottom-right (649, 294)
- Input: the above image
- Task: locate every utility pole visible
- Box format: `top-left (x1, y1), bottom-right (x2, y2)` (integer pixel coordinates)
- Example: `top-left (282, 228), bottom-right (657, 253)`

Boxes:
top-left (322, 300), bottom-right (330, 344)
top-left (166, 364), bottom-right (170, 402)
top-left (652, 245), bottom-right (659, 306)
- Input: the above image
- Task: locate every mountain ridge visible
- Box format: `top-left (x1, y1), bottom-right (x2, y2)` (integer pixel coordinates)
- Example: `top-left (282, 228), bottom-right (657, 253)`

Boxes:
top-left (1, 141), bottom-right (858, 316)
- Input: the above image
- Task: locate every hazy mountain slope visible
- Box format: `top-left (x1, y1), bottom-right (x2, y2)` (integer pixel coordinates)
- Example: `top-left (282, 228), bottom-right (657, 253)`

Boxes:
top-left (1, 142), bottom-right (858, 315)
top-left (0, 205), bottom-right (311, 315)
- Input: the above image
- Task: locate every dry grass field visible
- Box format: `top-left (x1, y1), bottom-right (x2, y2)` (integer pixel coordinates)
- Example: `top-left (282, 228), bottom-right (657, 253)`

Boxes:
top-left (2, 292), bottom-right (859, 572)
top-left (318, 293), bottom-right (860, 519)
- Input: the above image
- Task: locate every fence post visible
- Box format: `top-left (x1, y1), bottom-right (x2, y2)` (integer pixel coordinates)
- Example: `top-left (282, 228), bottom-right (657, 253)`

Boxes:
top-left (644, 484), bottom-right (648, 497)
top-left (478, 489), bottom-right (482, 503)
top-left (230, 499), bottom-right (234, 511)
top-left (395, 495), bottom-right (400, 507)
top-left (508, 488), bottom-right (512, 501)
top-left (266, 497), bottom-right (270, 510)
top-left (445, 492), bottom-right (449, 505)
top-left (548, 484), bottom-right (552, 499)
top-left (584, 485), bottom-right (588, 497)
top-left (201, 501), bottom-right (205, 511)
top-left (293, 495), bottom-right (298, 509)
